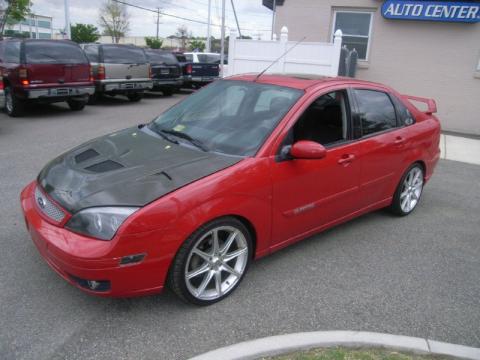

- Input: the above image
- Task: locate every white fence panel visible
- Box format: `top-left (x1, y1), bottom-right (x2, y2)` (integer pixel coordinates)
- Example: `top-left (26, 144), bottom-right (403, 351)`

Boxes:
top-left (227, 27), bottom-right (343, 78)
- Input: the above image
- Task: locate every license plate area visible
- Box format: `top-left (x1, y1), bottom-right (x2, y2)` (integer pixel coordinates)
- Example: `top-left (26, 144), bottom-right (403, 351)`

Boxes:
top-left (123, 83), bottom-right (135, 89)
top-left (53, 88), bottom-right (70, 96)
top-left (160, 69), bottom-right (170, 75)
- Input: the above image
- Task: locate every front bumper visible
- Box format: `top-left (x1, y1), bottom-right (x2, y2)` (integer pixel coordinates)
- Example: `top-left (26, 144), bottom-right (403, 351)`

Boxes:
top-left (20, 182), bottom-right (166, 297)
top-left (97, 79), bottom-right (153, 92)
top-left (26, 86), bottom-right (95, 99)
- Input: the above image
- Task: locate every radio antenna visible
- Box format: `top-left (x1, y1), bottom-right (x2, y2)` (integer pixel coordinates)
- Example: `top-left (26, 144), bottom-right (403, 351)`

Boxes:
top-left (254, 36), bottom-right (307, 82)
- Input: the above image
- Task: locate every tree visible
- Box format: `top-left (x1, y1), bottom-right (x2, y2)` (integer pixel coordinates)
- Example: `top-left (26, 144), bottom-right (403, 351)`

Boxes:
top-left (99, 0), bottom-right (129, 44)
top-left (71, 23), bottom-right (100, 43)
top-left (145, 37), bottom-right (163, 49)
top-left (0, 0), bottom-right (32, 36)
top-left (188, 39), bottom-right (205, 52)
top-left (175, 25), bottom-right (191, 50)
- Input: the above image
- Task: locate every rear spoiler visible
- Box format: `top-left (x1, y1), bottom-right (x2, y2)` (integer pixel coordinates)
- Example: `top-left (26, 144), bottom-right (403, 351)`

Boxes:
top-left (401, 95), bottom-right (437, 115)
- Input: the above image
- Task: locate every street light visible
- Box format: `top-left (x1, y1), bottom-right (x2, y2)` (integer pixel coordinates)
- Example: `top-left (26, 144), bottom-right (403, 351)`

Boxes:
top-left (64, 0), bottom-right (71, 39)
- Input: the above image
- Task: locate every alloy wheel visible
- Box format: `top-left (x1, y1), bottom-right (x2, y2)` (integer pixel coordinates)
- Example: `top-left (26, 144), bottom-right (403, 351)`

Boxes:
top-left (184, 225), bottom-right (249, 301)
top-left (400, 166), bottom-right (423, 213)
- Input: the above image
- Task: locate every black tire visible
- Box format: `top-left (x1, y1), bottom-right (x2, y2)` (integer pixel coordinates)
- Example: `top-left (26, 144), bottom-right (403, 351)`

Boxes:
top-left (168, 217), bottom-right (253, 306)
top-left (389, 163), bottom-right (425, 216)
top-left (67, 99), bottom-right (86, 111)
top-left (127, 92), bottom-right (143, 102)
top-left (87, 92), bottom-right (101, 105)
top-left (163, 88), bottom-right (174, 96)
top-left (4, 86), bottom-right (25, 117)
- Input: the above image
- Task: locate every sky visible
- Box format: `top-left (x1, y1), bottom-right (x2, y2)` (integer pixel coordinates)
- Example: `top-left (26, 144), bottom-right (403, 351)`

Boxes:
top-left (31, 0), bottom-right (274, 39)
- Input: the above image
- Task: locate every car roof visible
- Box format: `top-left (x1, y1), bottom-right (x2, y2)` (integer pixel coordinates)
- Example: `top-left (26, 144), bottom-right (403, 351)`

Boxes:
top-left (227, 73), bottom-right (388, 91)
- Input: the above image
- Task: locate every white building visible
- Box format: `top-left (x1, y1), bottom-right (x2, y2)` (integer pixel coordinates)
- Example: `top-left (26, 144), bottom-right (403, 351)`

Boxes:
top-left (6, 14), bottom-right (53, 39)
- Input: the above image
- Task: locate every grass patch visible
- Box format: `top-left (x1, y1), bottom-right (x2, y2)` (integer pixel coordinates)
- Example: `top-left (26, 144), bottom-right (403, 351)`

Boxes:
top-left (261, 347), bottom-right (454, 360)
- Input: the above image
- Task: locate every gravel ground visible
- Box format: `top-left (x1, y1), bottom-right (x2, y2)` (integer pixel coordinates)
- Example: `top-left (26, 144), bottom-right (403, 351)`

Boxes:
top-left (0, 93), bottom-right (479, 360)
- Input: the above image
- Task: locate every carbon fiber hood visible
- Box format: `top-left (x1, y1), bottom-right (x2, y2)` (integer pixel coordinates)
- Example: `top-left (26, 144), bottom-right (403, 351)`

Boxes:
top-left (38, 126), bottom-right (241, 213)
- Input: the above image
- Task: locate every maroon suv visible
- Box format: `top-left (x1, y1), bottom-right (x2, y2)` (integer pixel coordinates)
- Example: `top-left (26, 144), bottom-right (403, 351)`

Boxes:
top-left (0, 39), bottom-right (94, 117)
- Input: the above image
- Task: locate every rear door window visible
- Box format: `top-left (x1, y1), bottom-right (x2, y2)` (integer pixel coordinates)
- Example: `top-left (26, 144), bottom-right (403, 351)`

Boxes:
top-left (354, 89), bottom-right (397, 136)
top-left (102, 45), bottom-right (147, 64)
top-left (175, 54), bottom-right (187, 62)
top-left (184, 53), bottom-right (193, 62)
top-left (391, 95), bottom-right (415, 126)
top-left (4, 41), bottom-right (20, 63)
top-left (25, 41), bottom-right (88, 64)
top-left (83, 45), bottom-right (99, 63)
top-left (197, 54), bottom-right (220, 63)
top-left (145, 50), bottom-right (178, 65)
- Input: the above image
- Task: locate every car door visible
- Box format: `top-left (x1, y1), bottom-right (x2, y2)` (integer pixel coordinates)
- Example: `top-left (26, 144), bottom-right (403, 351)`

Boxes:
top-left (351, 88), bottom-right (411, 208)
top-left (269, 88), bottom-right (362, 249)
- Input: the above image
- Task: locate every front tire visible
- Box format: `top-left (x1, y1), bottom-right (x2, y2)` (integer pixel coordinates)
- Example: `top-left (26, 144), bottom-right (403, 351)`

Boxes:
top-left (169, 217), bottom-right (252, 306)
top-left (4, 86), bottom-right (25, 117)
top-left (390, 164), bottom-right (424, 216)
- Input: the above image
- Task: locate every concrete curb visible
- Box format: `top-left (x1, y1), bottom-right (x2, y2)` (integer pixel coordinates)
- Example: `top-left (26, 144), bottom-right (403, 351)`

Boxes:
top-left (189, 331), bottom-right (480, 360)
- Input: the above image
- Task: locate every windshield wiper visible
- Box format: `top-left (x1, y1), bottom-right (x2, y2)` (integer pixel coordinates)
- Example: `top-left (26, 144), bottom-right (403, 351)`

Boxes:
top-left (147, 123), bottom-right (179, 145)
top-left (160, 129), bottom-right (208, 152)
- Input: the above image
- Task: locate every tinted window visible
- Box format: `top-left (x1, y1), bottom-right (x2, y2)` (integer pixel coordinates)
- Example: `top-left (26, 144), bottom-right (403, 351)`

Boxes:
top-left (391, 95), bottom-right (415, 126)
top-left (25, 41), bottom-right (88, 64)
top-left (184, 53), bottom-right (193, 62)
top-left (197, 54), bottom-right (220, 63)
top-left (145, 50), bottom-right (178, 65)
top-left (83, 45), bottom-right (99, 63)
top-left (355, 90), bottom-right (397, 136)
top-left (4, 42), bottom-right (20, 63)
top-left (102, 45), bottom-right (147, 64)
top-left (175, 54), bottom-right (187, 62)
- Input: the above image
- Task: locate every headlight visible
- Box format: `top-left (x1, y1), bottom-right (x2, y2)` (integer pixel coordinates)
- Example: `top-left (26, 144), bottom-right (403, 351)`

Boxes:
top-left (65, 207), bottom-right (139, 240)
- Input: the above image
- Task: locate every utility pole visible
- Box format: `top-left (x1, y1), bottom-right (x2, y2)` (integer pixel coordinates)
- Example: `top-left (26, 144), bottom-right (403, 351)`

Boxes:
top-left (206, 0), bottom-right (212, 52)
top-left (64, 0), bottom-right (71, 39)
top-left (270, 0), bottom-right (276, 40)
top-left (220, 0), bottom-right (226, 75)
top-left (230, 0), bottom-right (242, 38)
top-left (156, 7), bottom-right (160, 39)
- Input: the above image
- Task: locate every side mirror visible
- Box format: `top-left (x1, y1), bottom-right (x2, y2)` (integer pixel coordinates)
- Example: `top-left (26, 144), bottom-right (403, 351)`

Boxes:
top-left (290, 140), bottom-right (327, 160)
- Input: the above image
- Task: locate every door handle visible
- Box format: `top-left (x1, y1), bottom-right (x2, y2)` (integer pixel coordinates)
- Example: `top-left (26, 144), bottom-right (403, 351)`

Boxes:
top-left (338, 154), bottom-right (355, 165)
top-left (394, 136), bottom-right (405, 145)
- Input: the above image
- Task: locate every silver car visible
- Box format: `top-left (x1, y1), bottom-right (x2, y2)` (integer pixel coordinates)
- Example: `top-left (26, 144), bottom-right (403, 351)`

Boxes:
top-left (82, 44), bottom-right (153, 103)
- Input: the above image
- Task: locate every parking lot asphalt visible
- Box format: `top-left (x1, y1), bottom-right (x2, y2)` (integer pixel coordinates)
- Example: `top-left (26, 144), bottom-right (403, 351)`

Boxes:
top-left (0, 93), bottom-right (479, 360)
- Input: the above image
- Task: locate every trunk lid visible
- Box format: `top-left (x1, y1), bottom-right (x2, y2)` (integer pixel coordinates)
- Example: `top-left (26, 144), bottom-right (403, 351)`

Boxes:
top-left (101, 45), bottom-right (150, 80)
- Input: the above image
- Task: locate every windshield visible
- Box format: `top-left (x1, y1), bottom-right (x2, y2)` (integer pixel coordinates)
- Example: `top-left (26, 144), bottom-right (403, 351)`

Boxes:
top-left (25, 41), bottom-right (88, 64)
top-left (102, 45), bottom-right (147, 64)
top-left (150, 80), bottom-right (303, 156)
top-left (145, 50), bottom-right (178, 65)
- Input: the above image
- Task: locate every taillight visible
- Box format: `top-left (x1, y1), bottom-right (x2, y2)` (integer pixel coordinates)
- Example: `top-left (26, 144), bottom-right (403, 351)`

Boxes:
top-left (186, 64), bottom-right (192, 74)
top-left (97, 64), bottom-right (105, 80)
top-left (89, 65), bottom-right (94, 82)
top-left (19, 67), bottom-right (29, 86)
top-left (0, 80), bottom-right (4, 90)
top-left (148, 64), bottom-right (152, 79)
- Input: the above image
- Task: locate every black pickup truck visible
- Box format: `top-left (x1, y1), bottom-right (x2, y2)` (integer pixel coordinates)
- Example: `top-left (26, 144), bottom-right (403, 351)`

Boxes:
top-left (174, 52), bottom-right (219, 89)
top-left (145, 49), bottom-right (182, 96)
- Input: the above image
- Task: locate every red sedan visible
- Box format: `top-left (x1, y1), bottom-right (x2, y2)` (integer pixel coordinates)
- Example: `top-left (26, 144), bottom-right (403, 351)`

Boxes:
top-left (21, 75), bottom-right (441, 305)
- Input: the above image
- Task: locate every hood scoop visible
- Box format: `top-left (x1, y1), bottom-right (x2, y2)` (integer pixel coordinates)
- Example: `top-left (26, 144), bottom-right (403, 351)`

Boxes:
top-left (75, 149), bottom-right (99, 163)
top-left (85, 160), bottom-right (124, 173)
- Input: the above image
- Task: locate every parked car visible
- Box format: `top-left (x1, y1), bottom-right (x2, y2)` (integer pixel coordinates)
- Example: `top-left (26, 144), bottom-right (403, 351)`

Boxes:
top-left (0, 77), bottom-right (4, 109)
top-left (144, 49), bottom-right (182, 96)
top-left (21, 75), bottom-right (441, 305)
top-left (175, 52), bottom-right (219, 88)
top-left (0, 39), bottom-right (94, 117)
top-left (186, 51), bottom-right (228, 77)
top-left (81, 43), bottom-right (153, 103)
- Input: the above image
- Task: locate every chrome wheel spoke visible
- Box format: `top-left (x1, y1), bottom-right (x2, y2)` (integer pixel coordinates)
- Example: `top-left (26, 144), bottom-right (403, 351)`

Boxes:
top-left (186, 262), bottom-right (210, 280)
top-left (220, 231), bottom-right (238, 255)
top-left (222, 263), bottom-right (241, 277)
top-left (215, 271), bottom-right (222, 296)
top-left (212, 229), bottom-right (220, 255)
top-left (196, 270), bottom-right (214, 297)
top-left (192, 248), bottom-right (211, 262)
top-left (224, 247), bottom-right (247, 262)
top-left (400, 167), bottom-right (424, 213)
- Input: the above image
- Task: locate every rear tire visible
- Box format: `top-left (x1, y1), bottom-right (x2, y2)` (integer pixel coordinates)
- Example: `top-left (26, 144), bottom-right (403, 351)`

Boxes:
top-left (87, 92), bottom-right (101, 105)
top-left (67, 98), bottom-right (86, 111)
top-left (4, 86), bottom-right (25, 117)
top-left (163, 88), bottom-right (174, 96)
top-left (168, 217), bottom-right (252, 306)
top-left (127, 92), bottom-right (143, 102)
top-left (389, 164), bottom-right (424, 216)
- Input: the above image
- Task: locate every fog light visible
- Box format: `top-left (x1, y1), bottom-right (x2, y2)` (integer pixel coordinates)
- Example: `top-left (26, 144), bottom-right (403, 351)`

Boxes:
top-left (68, 274), bottom-right (111, 292)
top-left (120, 253), bottom-right (146, 266)
top-left (87, 280), bottom-right (101, 290)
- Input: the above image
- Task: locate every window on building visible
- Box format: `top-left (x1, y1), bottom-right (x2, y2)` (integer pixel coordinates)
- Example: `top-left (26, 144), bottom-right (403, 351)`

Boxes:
top-left (354, 89), bottom-right (397, 136)
top-left (38, 33), bottom-right (52, 39)
top-left (37, 20), bottom-right (51, 29)
top-left (333, 11), bottom-right (373, 61)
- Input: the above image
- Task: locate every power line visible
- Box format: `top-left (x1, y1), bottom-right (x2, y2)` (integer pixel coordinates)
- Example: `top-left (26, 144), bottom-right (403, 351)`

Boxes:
top-left (111, 0), bottom-right (272, 32)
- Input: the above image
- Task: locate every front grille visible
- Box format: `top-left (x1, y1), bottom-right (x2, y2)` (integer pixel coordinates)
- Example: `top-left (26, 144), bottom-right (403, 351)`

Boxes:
top-left (34, 186), bottom-right (66, 223)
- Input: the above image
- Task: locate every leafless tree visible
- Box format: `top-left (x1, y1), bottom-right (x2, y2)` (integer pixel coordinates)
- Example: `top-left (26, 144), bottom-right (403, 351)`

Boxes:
top-left (175, 25), bottom-right (191, 50)
top-left (99, 0), bottom-right (129, 43)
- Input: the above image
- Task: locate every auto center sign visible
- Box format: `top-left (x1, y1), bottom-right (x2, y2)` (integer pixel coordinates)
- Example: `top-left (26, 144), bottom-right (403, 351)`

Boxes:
top-left (382, 1), bottom-right (480, 23)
